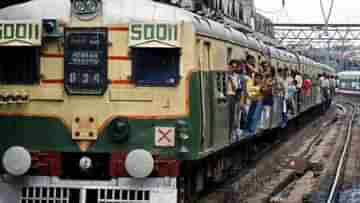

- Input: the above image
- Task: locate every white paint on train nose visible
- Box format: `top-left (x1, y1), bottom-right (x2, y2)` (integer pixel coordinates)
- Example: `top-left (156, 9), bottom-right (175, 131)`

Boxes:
top-left (125, 149), bottom-right (154, 178)
top-left (2, 146), bottom-right (31, 176)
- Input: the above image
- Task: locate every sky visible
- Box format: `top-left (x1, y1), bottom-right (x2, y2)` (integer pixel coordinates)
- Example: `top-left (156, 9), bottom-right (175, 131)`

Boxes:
top-left (254, 0), bottom-right (360, 24)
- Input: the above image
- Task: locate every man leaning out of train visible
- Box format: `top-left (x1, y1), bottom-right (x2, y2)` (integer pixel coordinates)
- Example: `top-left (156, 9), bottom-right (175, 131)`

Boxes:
top-left (274, 68), bottom-right (288, 128)
top-left (327, 75), bottom-right (335, 107)
top-left (330, 75), bottom-right (336, 97)
top-left (237, 60), bottom-right (250, 131)
top-left (286, 69), bottom-right (297, 115)
top-left (261, 63), bottom-right (275, 128)
top-left (262, 64), bottom-right (275, 107)
top-left (303, 75), bottom-right (312, 97)
top-left (245, 72), bottom-right (264, 137)
top-left (326, 75), bottom-right (332, 108)
top-left (227, 59), bottom-right (241, 138)
top-left (295, 71), bottom-right (303, 111)
top-left (245, 55), bottom-right (258, 79)
top-left (303, 74), bottom-right (312, 106)
top-left (320, 74), bottom-right (330, 112)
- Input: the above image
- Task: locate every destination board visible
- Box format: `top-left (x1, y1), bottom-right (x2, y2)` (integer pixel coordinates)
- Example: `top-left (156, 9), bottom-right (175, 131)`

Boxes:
top-left (129, 24), bottom-right (180, 47)
top-left (64, 28), bottom-right (108, 95)
top-left (0, 21), bottom-right (42, 46)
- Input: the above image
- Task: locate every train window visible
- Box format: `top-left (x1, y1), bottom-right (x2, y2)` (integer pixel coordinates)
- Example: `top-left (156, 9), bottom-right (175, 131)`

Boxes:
top-left (216, 72), bottom-right (226, 93)
top-left (216, 72), bottom-right (221, 92)
top-left (196, 39), bottom-right (201, 68)
top-left (131, 48), bottom-right (180, 86)
top-left (203, 42), bottom-right (211, 70)
top-left (227, 47), bottom-right (232, 63)
top-left (239, 3), bottom-right (244, 21)
top-left (0, 47), bottom-right (40, 84)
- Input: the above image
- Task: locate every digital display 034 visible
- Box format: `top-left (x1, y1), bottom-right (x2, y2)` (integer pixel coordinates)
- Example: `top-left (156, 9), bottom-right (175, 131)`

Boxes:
top-left (64, 28), bottom-right (108, 95)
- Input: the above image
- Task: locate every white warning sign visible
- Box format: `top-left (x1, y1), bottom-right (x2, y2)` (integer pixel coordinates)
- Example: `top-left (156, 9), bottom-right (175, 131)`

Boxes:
top-left (155, 127), bottom-right (175, 147)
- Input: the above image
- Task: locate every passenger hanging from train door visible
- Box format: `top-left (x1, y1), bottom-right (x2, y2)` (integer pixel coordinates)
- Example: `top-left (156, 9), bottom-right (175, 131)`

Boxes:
top-left (295, 71), bottom-right (303, 112)
top-left (325, 74), bottom-right (332, 108)
top-left (287, 69), bottom-right (297, 115)
top-left (261, 62), bottom-right (275, 129)
top-left (328, 75), bottom-right (333, 99)
top-left (245, 54), bottom-right (259, 80)
top-left (303, 74), bottom-right (312, 107)
top-left (275, 68), bottom-right (288, 128)
top-left (237, 60), bottom-right (250, 133)
top-left (316, 74), bottom-right (323, 107)
top-left (330, 75), bottom-right (336, 98)
top-left (320, 73), bottom-right (330, 112)
top-left (231, 59), bottom-right (249, 141)
top-left (227, 59), bottom-right (241, 139)
top-left (245, 72), bottom-right (264, 137)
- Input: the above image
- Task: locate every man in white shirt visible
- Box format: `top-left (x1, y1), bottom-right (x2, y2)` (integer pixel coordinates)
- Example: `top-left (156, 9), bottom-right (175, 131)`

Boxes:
top-left (275, 68), bottom-right (288, 128)
top-left (329, 75), bottom-right (336, 97)
top-left (295, 71), bottom-right (303, 89)
top-left (227, 60), bottom-right (240, 137)
top-left (286, 70), bottom-right (296, 114)
top-left (320, 74), bottom-right (330, 111)
top-left (294, 71), bottom-right (303, 111)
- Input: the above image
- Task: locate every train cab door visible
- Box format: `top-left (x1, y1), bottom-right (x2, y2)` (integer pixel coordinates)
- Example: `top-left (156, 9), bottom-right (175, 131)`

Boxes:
top-left (210, 48), bottom-right (231, 147)
top-left (200, 41), bottom-right (214, 150)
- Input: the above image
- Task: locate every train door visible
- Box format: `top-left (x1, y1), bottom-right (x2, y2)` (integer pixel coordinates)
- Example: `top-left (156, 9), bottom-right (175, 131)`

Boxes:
top-left (210, 47), bottom-right (230, 146)
top-left (272, 61), bottom-right (283, 128)
top-left (200, 41), bottom-right (215, 149)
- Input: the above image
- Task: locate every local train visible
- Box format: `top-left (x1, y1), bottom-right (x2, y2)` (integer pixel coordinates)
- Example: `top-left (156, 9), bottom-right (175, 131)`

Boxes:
top-left (0, 0), bottom-right (336, 202)
top-left (337, 71), bottom-right (360, 95)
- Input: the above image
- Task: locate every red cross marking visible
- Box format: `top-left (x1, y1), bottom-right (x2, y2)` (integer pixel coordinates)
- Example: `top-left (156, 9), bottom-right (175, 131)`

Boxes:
top-left (158, 128), bottom-right (172, 143)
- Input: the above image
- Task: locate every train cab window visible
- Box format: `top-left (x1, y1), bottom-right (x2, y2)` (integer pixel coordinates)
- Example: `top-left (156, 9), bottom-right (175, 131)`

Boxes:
top-left (227, 48), bottom-right (232, 63)
top-left (0, 47), bottom-right (40, 84)
top-left (131, 48), bottom-right (180, 86)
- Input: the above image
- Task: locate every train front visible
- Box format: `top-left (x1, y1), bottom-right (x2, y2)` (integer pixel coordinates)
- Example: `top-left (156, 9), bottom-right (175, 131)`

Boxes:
top-left (0, 1), bottom-right (199, 202)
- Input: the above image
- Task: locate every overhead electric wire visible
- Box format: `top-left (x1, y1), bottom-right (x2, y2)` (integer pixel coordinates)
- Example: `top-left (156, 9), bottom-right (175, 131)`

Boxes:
top-left (320, 0), bottom-right (335, 26)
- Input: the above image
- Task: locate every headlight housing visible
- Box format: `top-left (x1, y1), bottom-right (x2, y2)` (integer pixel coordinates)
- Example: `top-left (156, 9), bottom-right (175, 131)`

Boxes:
top-left (176, 120), bottom-right (190, 153)
top-left (110, 118), bottom-right (130, 143)
top-left (72, 0), bottom-right (100, 20)
top-left (2, 146), bottom-right (32, 176)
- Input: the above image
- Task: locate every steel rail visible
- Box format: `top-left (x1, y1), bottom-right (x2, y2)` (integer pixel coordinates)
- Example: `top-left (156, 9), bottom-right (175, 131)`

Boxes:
top-left (326, 103), bottom-right (357, 203)
top-left (336, 104), bottom-right (346, 114)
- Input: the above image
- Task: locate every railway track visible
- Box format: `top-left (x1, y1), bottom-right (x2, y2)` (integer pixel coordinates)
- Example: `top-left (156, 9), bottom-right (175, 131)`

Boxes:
top-left (264, 100), bottom-right (358, 203)
top-left (325, 103), bottom-right (358, 203)
top-left (199, 104), bottom-right (339, 203)
top-left (199, 96), bottom-right (360, 203)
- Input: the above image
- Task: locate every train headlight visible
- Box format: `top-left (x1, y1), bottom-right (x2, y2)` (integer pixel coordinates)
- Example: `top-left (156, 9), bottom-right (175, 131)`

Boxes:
top-left (2, 146), bottom-right (31, 176)
top-left (125, 149), bottom-right (154, 178)
top-left (73, 0), bottom-right (86, 13)
top-left (179, 133), bottom-right (190, 140)
top-left (79, 156), bottom-right (92, 171)
top-left (176, 120), bottom-right (189, 137)
top-left (176, 120), bottom-right (190, 153)
top-left (111, 118), bottom-right (130, 143)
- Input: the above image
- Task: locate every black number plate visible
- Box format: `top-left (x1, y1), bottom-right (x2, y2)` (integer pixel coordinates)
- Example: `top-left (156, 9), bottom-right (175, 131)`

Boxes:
top-left (64, 28), bottom-right (108, 95)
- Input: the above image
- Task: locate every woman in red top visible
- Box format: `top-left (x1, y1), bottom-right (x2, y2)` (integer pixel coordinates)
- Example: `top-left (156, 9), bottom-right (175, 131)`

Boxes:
top-left (303, 76), bottom-right (312, 97)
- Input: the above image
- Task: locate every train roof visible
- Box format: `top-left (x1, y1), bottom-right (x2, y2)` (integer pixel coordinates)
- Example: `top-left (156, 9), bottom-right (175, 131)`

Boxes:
top-left (266, 46), bottom-right (298, 63)
top-left (0, 0), bottom-right (257, 49)
top-left (0, 0), bottom-right (336, 73)
top-left (338, 71), bottom-right (360, 77)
